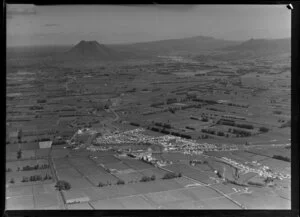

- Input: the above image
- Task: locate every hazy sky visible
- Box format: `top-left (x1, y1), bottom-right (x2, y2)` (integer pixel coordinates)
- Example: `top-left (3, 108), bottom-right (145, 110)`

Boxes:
top-left (7, 4), bottom-right (291, 47)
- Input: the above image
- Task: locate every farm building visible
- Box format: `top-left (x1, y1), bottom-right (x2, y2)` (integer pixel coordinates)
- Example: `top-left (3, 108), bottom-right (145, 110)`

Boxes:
top-left (39, 141), bottom-right (53, 149)
top-left (64, 191), bottom-right (90, 204)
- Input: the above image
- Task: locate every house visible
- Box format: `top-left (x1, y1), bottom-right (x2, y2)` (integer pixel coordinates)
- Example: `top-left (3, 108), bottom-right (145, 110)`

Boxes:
top-left (39, 141), bottom-right (53, 149)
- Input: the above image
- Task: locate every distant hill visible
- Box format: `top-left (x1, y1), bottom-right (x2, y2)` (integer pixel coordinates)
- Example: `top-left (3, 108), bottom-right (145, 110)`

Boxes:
top-left (194, 38), bottom-right (291, 61)
top-left (64, 40), bottom-right (124, 61)
top-left (222, 38), bottom-right (291, 56)
top-left (110, 36), bottom-right (240, 55)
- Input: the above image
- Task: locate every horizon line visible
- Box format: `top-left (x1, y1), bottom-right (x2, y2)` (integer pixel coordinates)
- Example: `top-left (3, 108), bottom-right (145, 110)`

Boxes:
top-left (6, 35), bottom-right (291, 48)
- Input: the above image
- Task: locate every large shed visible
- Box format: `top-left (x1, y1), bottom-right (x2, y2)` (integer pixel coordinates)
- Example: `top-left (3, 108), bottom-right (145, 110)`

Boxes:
top-left (39, 141), bottom-right (53, 149)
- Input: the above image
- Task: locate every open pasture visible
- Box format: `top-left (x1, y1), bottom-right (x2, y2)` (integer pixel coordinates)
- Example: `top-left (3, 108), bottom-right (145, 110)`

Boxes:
top-left (90, 198), bottom-right (125, 209)
top-left (127, 181), bottom-right (167, 194)
top-left (6, 195), bottom-right (35, 210)
top-left (67, 202), bottom-right (93, 209)
top-left (104, 162), bottom-right (132, 171)
top-left (159, 199), bottom-right (205, 209)
top-left (50, 148), bottom-right (70, 158)
top-left (20, 142), bottom-right (40, 150)
top-left (6, 151), bottom-right (19, 161)
top-left (67, 157), bottom-right (95, 167)
top-left (35, 148), bottom-right (51, 158)
top-left (145, 188), bottom-right (194, 205)
top-left (184, 186), bottom-right (221, 201)
top-left (6, 143), bottom-right (21, 152)
top-left (32, 183), bottom-right (56, 195)
top-left (93, 155), bottom-right (121, 165)
top-left (64, 177), bottom-right (94, 189)
top-left (173, 177), bottom-right (200, 187)
top-left (199, 196), bottom-right (242, 209)
top-left (56, 167), bottom-right (82, 180)
top-left (140, 167), bottom-right (166, 179)
top-left (154, 179), bottom-right (183, 191)
top-left (34, 192), bottom-right (62, 209)
top-left (20, 150), bottom-right (36, 159)
top-left (67, 203), bottom-right (93, 210)
top-left (6, 185), bottom-right (33, 197)
top-left (117, 195), bottom-right (157, 209)
top-left (231, 190), bottom-right (290, 209)
top-left (121, 158), bottom-right (154, 171)
top-left (53, 158), bottom-right (72, 169)
top-left (247, 147), bottom-right (291, 159)
top-left (163, 163), bottom-right (213, 184)
top-left (238, 172), bottom-right (258, 184)
top-left (86, 173), bottom-right (120, 186)
top-left (74, 164), bottom-right (108, 176)
top-left (84, 185), bottom-right (139, 201)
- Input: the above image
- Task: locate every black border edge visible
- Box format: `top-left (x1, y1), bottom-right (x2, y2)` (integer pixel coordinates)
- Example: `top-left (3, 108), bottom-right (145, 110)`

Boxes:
top-left (2, 2), bottom-right (299, 217)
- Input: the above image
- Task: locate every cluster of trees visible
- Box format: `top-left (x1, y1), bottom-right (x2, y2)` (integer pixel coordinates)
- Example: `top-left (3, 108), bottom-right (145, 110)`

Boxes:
top-left (98, 179), bottom-right (125, 188)
top-left (53, 140), bottom-right (66, 146)
top-left (22, 174), bottom-right (52, 183)
top-left (17, 149), bottom-right (22, 159)
top-left (6, 168), bottom-right (12, 172)
top-left (55, 180), bottom-right (71, 191)
top-left (140, 175), bottom-right (156, 182)
top-left (116, 179), bottom-right (125, 185)
top-left (201, 117), bottom-right (209, 122)
top-left (22, 164), bottom-right (50, 171)
top-left (273, 155), bottom-right (291, 162)
top-left (29, 105), bottom-right (44, 110)
top-left (228, 128), bottom-right (252, 137)
top-left (130, 122), bottom-right (140, 127)
top-left (217, 119), bottom-right (254, 130)
top-left (126, 88), bottom-right (136, 93)
top-left (227, 102), bottom-right (248, 108)
top-left (247, 181), bottom-right (264, 187)
top-left (280, 120), bottom-right (291, 128)
top-left (201, 128), bottom-right (216, 135)
top-left (155, 122), bottom-right (172, 129)
top-left (186, 126), bottom-right (195, 130)
top-left (273, 110), bottom-right (283, 115)
top-left (191, 98), bottom-right (217, 104)
top-left (166, 98), bottom-right (177, 105)
top-left (198, 134), bottom-right (209, 139)
top-left (149, 127), bottom-right (192, 139)
top-left (206, 107), bottom-right (225, 112)
top-left (198, 113), bottom-right (210, 122)
top-left (202, 129), bottom-right (229, 137)
top-left (98, 182), bottom-right (110, 187)
top-left (151, 102), bottom-right (164, 107)
top-left (225, 178), bottom-right (248, 187)
top-left (189, 160), bottom-right (208, 165)
top-left (162, 172), bottom-right (182, 180)
top-left (37, 99), bottom-right (47, 103)
top-left (217, 131), bottom-right (228, 137)
top-left (259, 127), bottom-right (269, 133)
top-left (236, 123), bottom-right (254, 130)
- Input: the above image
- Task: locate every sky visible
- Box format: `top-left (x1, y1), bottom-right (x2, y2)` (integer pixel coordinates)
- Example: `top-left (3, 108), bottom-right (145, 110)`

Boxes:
top-left (6, 4), bottom-right (291, 47)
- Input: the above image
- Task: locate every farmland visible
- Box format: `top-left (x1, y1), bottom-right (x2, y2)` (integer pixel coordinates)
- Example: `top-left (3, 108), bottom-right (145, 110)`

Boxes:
top-left (6, 12), bottom-right (291, 209)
